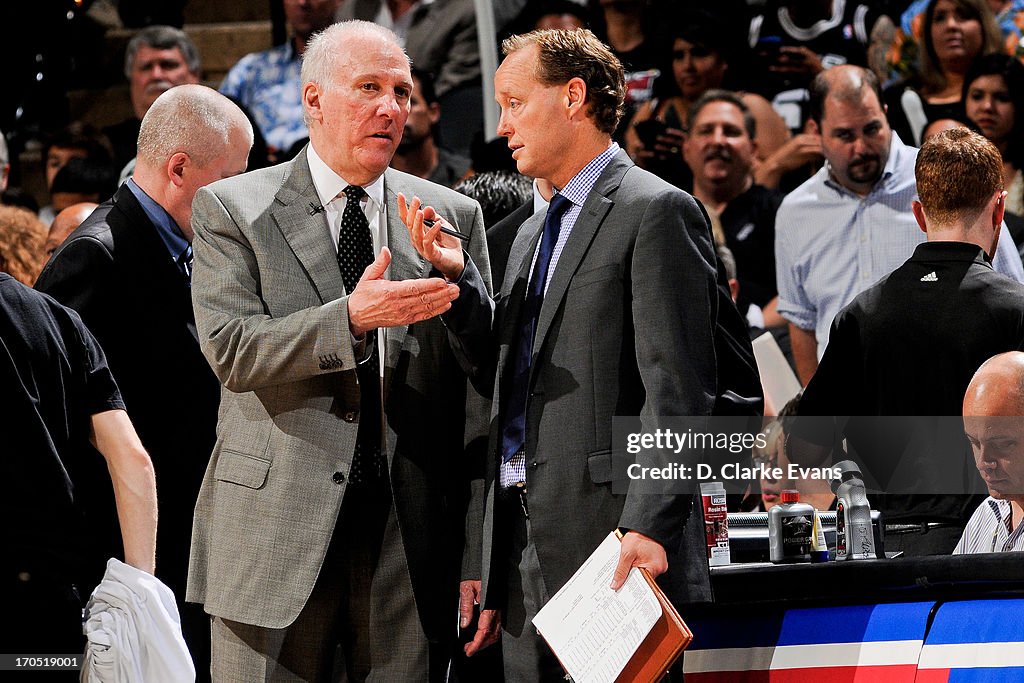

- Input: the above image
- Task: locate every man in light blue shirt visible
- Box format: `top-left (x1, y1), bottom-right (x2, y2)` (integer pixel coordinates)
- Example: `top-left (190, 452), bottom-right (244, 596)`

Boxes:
top-left (220, 0), bottom-right (340, 158)
top-left (775, 65), bottom-right (1024, 384)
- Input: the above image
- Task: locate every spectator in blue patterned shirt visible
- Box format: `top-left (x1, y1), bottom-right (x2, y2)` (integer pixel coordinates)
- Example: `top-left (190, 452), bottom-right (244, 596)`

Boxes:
top-left (220, 0), bottom-right (341, 161)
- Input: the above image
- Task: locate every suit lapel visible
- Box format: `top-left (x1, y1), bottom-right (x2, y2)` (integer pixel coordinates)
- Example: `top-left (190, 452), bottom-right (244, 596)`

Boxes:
top-left (270, 152), bottom-right (346, 304)
top-left (383, 170), bottom-right (431, 387)
top-left (503, 210), bottom-right (544, 296)
top-left (532, 152), bottom-right (631, 361)
top-left (498, 212), bottom-right (544, 357)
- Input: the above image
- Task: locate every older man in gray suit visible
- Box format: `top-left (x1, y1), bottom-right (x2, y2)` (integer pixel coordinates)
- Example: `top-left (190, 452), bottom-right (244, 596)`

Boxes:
top-left (186, 20), bottom-right (491, 681)
top-left (404, 28), bottom-right (718, 682)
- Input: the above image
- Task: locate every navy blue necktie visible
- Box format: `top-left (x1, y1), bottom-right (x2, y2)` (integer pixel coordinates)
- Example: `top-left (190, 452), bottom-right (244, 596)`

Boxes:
top-left (177, 244), bottom-right (193, 285)
top-left (500, 193), bottom-right (572, 464)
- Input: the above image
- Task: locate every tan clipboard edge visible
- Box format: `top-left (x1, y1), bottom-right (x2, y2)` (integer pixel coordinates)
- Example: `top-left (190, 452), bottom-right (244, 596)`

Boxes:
top-left (538, 531), bottom-right (696, 682)
top-left (612, 529), bottom-right (693, 683)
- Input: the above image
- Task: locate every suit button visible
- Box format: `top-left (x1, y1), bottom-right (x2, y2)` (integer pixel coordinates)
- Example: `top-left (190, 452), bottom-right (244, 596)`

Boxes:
top-left (530, 461), bottom-right (539, 469)
top-left (342, 411), bottom-right (358, 423)
top-left (333, 471), bottom-right (345, 484)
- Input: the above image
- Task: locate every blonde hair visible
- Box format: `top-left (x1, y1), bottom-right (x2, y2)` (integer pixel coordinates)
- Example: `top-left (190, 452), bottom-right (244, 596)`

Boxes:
top-left (920, 0), bottom-right (1002, 94)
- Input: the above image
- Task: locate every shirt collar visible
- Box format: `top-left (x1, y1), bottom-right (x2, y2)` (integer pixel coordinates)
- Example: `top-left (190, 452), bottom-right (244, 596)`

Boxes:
top-left (555, 142), bottom-right (619, 209)
top-left (306, 143), bottom-right (385, 214)
top-left (987, 497), bottom-right (1014, 530)
top-left (912, 240), bottom-right (990, 265)
top-left (125, 177), bottom-right (189, 260)
top-left (532, 179), bottom-right (549, 214)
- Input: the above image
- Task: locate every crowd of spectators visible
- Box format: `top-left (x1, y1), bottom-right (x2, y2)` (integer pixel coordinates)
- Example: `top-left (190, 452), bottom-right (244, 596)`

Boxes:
top-left (4, 0), bottom-right (1024, 676)
top-left (11, 0), bottom-right (1024, 336)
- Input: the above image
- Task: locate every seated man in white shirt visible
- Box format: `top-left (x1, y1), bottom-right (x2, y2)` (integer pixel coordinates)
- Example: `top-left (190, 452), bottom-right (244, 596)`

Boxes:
top-left (955, 352), bottom-right (1024, 554)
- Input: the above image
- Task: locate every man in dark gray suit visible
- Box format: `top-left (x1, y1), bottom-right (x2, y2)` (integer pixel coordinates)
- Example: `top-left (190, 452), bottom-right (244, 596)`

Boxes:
top-left (403, 28), bottom-right (718, 681)
top-left (187, 20), bottom-right (491, 681)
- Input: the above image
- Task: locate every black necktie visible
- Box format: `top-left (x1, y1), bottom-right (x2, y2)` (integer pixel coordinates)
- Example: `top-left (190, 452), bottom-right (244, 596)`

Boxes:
top-left (500, 193), bottom-right (572, 464)
top-left (336, 185), bottom-right (384, 484)
top-left (337, 185), bottom-right (374, 292)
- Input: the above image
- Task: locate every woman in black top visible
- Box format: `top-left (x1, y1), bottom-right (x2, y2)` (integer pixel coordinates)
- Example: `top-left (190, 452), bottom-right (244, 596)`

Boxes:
top-left (884, 0), bottom-right (1002, 146)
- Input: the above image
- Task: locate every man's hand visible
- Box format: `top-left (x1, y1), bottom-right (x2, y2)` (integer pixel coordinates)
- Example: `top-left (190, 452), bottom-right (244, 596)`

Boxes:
top-left (459, 580), bottom-right (501, 656)
top-left (347, 247), bottom-right (460, 337)
top-left (770, 46), bottom-right (824, 76)
top-left (610, 531), bottom-right (668, 590)
top-left (755, 133), bottom-right (823, 189)
top-left (398, 193), bottom-right (465, 281)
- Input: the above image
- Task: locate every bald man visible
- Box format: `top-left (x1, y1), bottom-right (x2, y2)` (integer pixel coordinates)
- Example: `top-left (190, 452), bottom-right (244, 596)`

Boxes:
top-left (957, 352), bottom-right (1024, 553)
top-left (35, 84), bottom-right (253, 676)
top-left (46, 202), bottom-right (97, 256)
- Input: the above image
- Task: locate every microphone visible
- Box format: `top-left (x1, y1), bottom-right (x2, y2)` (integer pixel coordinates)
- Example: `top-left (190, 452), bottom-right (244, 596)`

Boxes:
top-left (308, 202), bottom-right (324, 216)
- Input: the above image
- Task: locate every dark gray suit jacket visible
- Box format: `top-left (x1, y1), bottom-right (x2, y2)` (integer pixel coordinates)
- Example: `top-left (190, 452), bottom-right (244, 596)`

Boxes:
top-left (469, 151), bottom-right (717, 609)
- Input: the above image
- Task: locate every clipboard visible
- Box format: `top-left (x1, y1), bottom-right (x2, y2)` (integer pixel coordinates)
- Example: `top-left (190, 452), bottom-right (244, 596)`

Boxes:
top-left (613, 531), bottom-right (694, 683)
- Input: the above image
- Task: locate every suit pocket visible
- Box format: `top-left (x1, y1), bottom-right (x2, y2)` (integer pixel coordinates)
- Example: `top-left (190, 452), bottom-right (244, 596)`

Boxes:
top-left (587, 449), bottom-right (613, 484)
top-left (214, 450), bottom-right (271, 490)
top-left (569, 263), bottom-right (620, 291)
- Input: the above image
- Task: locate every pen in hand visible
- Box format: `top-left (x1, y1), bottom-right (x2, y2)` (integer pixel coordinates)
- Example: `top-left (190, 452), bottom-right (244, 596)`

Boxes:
top-left (423, 218), bottom-right (470, 241)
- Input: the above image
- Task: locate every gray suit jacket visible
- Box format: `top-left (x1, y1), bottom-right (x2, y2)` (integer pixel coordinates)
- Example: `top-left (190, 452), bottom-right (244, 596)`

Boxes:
top-left (186, 151), bottom-right (492, 638)
top-left (476, 151), bottom-right (717, 608)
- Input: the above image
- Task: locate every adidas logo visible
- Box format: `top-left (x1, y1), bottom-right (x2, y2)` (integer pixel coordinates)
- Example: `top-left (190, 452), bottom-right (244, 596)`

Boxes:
top-left (920, 272), bottom-right (938, 282)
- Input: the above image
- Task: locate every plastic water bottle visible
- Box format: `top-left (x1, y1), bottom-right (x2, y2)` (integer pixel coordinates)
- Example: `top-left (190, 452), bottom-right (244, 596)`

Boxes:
top-left (831, 460), bottom-right (877, 561)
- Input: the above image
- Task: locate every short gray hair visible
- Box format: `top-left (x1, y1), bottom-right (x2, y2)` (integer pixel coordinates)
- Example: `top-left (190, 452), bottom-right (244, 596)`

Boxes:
top-left (301, 20), bottom-right (407, 92)
top-left (137, 85), bottom-right (253, 167)
top-left (124, 25), bottom-right (201, 79)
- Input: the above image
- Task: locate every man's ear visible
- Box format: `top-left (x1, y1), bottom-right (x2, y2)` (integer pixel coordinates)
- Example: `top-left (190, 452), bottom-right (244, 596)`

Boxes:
top-left (911, 200), bottom-right (928, 234)
top-left (806, 118), bottom-right (820, 136)
top-left (167, 152), bottom-right (189, 188)
top-left (303, 83), bottom-right (323, 123)
top-left (993, 190), bottom-right (1007, 228)
top-left (566, 77), bottom-right (587, 118)
top-left (428, 102), bottom-right (441, 126)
